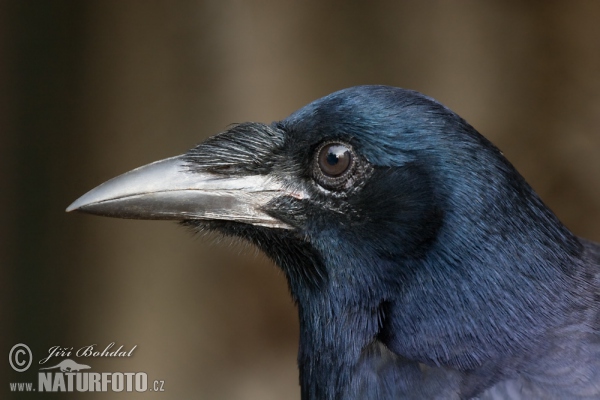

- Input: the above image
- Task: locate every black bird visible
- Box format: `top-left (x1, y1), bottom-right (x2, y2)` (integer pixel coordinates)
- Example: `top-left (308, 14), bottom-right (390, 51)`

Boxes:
top-left (67, 86), bottom-right (600, 399)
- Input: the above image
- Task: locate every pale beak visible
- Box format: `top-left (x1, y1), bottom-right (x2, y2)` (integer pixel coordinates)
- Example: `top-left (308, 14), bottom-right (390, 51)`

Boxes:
top-left (66, 155), bottom-right (292, 229)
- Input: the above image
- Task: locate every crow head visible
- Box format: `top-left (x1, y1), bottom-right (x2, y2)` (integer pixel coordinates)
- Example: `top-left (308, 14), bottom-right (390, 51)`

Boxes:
top-left (68, 86), bottom-right (585, 398)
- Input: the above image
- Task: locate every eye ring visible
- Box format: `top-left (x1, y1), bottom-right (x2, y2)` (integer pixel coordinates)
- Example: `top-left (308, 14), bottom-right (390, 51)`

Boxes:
top-left (313, 141), bottom-right (356, 190)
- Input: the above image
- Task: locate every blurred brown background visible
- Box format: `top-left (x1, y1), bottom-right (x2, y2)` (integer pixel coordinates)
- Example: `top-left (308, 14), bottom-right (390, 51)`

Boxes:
top-left (2, 1), bottom-right (600, 399)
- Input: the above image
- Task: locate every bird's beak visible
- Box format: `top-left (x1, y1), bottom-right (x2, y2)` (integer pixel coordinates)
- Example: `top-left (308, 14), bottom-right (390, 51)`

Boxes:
top-left (66, 155), bottom-right (293, 229)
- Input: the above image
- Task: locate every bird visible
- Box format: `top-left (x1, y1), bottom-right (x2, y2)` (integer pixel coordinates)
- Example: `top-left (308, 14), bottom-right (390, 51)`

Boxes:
top-left (67, 85), bottom-right (600, 399)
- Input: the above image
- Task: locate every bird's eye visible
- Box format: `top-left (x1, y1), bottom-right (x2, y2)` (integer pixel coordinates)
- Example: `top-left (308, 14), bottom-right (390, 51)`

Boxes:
top-left (319, 143), bottom-right (352, 177)
top-left (313, 141), bottom-right (356, 190)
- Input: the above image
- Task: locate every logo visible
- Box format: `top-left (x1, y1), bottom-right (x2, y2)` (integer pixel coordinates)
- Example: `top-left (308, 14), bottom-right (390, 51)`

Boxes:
top-left (39, 359), bottom-right (90, 372)
top-left (9, 344), bottom-right (32, 372)
top-left (8, 343), bottom-right (165, 394)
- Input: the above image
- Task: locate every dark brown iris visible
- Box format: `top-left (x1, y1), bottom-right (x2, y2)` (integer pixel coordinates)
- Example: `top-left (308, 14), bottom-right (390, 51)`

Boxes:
top-left (318, 143), bottom-right (353, 177)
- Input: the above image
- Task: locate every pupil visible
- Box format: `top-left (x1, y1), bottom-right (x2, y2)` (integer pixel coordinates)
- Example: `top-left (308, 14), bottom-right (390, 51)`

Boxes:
top-left (327, 152), bottom-right (339, 165)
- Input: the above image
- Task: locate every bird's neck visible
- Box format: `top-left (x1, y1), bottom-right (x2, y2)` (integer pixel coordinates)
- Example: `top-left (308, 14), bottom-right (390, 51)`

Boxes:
top-left (248, 229), bottom-right (382, 399)
top-left (290, 210), bottom-right (587, 399)
top-left (295, 293), bottom-right (383, 400)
